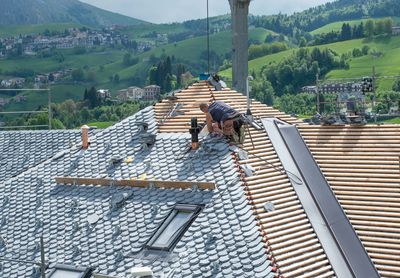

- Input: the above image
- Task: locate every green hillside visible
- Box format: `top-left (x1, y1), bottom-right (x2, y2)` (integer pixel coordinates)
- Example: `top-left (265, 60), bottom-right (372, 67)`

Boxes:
top-left (0, 0), bottom-right (147, 27)
top-left (311, 17), bottom-right (400, 35)
top-left (121, 23), bottom-right (188, 40)
top-left (220, 36), bottom-right (400, 91)
top-left (327, 37), bottom-right (400, 90)
top-left (0, 23), bottom-right (84, 38)
top-left (0, 48), bottom-right (125, 73)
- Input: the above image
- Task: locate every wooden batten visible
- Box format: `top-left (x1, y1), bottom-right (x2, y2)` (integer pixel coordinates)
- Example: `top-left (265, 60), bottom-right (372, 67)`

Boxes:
top-left (55, 176), bottom-right (215, 190)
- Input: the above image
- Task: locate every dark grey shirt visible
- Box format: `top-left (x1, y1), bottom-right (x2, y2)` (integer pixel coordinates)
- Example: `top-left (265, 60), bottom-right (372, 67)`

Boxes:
top-left (209, 101), bottom-right (239, 123)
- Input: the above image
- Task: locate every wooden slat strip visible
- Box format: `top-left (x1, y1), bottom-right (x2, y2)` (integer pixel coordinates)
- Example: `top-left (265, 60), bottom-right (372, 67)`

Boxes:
top-left (54, 176), bottom-right (215, 190)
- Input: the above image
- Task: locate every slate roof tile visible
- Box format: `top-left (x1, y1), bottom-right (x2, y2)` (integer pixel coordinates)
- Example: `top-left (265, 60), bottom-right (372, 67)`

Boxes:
top-left (0, 130), bottom-right (83, 182)
top-left (0, 105), bottom-right (270, 277)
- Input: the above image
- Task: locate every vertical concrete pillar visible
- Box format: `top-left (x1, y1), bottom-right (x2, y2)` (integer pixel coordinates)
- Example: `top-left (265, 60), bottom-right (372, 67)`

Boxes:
top-left (229, 0), bottom-right (250, 95)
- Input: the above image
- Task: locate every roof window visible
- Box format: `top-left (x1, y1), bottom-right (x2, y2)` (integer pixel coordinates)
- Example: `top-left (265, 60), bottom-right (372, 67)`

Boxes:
top-left (146, 204), bottom-right (202, 251)
top-left (49, 264), bottom-right (92, 278)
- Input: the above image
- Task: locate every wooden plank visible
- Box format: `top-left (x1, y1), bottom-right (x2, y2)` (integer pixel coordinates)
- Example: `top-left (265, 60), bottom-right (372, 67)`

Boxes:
top-left (54, 176), bottom-right (215, 190)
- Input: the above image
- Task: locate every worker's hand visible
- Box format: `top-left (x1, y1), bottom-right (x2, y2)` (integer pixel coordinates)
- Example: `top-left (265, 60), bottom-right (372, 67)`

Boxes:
top-left (206, 113), bottom-right (213, 133)
top-left (212, 123), bottom-right (223, 135)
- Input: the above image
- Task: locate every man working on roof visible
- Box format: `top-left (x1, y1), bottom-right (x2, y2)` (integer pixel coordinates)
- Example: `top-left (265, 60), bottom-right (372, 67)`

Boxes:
top-left (199, 101), bottom-right (245, 144)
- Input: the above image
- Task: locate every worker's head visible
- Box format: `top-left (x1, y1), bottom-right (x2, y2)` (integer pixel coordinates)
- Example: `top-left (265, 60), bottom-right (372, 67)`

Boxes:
top-left (199, 102), bottom-right (209, 113)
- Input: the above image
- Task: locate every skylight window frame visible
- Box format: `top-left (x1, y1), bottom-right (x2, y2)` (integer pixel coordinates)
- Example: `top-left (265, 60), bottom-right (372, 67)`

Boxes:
top-left (48, 264), bottom-right (93, 278)
top-left (146, 204), bottom-right (203, 252)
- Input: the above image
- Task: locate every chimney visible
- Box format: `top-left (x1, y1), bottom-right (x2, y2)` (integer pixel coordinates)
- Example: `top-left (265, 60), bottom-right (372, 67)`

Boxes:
top-left (81, 125), bottom-right (90, 149)
top-left (189, 118), bottom-right (201, 150)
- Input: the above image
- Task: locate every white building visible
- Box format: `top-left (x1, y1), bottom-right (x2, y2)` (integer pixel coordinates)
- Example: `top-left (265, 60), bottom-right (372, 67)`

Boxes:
top-left (128, 86), bottom-right (144, 100)
top-left (117, 87), bottom-right (144, 101)
top-left (97, 89), bottom-right (111, 99)
top-left (392, 27), bottom-right (400, 35)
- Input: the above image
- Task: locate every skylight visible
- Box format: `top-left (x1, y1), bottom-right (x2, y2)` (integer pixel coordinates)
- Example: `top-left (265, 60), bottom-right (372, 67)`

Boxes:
top-left (49, 264), bottom-right (92, 278)
top-left (146, 204), bottom-right (202, 251)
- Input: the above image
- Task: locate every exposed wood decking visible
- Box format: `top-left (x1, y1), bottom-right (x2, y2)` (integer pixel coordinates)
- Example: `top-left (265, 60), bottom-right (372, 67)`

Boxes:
top-left (299, 125), bottom-right (400, 278)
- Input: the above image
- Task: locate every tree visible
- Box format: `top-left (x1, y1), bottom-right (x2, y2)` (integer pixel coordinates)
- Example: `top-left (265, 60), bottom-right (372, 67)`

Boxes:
top-left (86, 86), bottom-right (98, 108)
top-left (87, 71), bottom-right (96, 82)
top-left (383, 18), bottom-right (393, 35)
top-left (365, 19), bottom-right (374, 37)
top-left (265, 34), bottom-right (274, 43)
top-left (83, 88), bottom-right (88, 101)
top-left (148, 66), bottom-right (158, 85)
top-left (299, 37), bottom-right (307, 47)
top-left (164, 74), bottom-right (173, 92)
top-left (352, 48), bottom-right (362, 57)
top-left (392, 79), bottom-right (400, 92)
top-left (353, 22), bottom-right (364, 38)
top-left (123, 53), bottom-right (132, 66)
top-left (361, 45), bottom-right (370, 55)
top-left (113, 74), bottom-right (120, 83)
top-left (375, 20), bottom-right (385, 35)
top-left (341, 23), bottom-right (352, 40)
top-left (251, 78), bottom-right (275, 105)
top-left (71, 68), bottom-right (84, 82)
top-left (175, 64), bottom-right (186, 86)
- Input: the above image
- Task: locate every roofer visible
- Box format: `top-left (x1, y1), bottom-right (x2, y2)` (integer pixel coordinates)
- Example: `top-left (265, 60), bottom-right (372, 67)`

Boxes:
top-left (199, 101), bottom-right (245, 144)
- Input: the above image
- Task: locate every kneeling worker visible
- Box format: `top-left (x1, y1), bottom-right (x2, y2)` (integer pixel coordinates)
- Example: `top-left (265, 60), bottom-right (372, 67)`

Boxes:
top-left (199, 101), bottom-right (245, 144)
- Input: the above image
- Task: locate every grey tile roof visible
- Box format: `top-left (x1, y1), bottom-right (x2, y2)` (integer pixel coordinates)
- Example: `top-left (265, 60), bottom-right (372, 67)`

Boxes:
top-left (0, 130), bottom-right (82, 182)
top-left (0, 107), bottom-right (273, 278)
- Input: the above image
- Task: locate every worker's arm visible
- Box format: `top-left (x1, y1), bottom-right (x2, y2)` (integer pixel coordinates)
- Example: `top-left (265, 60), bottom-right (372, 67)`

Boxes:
top-left (206, 112), bottom-right (213, 132)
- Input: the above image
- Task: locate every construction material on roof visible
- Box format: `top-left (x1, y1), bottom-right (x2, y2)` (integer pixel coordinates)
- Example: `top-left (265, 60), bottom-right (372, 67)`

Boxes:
top-left (54, 176), bottom-right (215, 190)
top-left (263, 118), bottom-right (379, 278)
top-left (131, 266), bottom-right (153, 277)
top-left (81, 125), bottom-right (90, 149)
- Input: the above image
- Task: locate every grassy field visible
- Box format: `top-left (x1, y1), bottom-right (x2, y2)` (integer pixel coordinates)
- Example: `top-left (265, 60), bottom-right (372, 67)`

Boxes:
top-left (0, 23), bottom-right (84, 37)
top-left (327, 36), bottom-right (400, 90)
top-left (0, 48), bottom-right (125, 74)
top-left (310, 17), bottom-right (400, 35)
top-left (86, 121), bottom-right (115, 128)
top-left (383, 117), bottom-right (400, 124)
top-left (3, 83), bottom-right (87, 112)
top-left (121, 23), bottom-right (188, 40)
